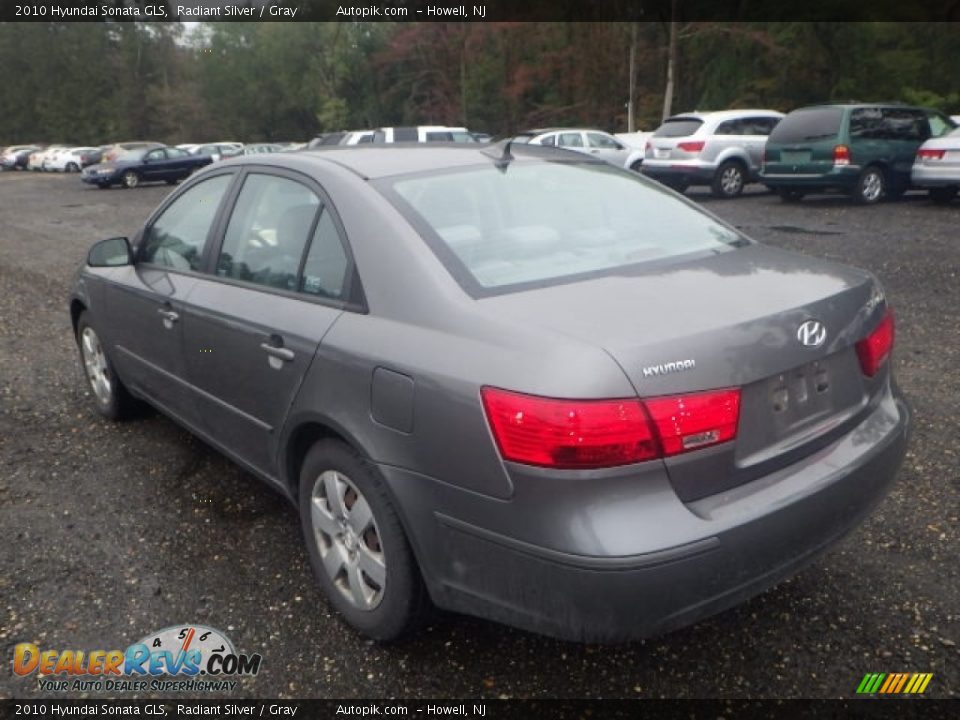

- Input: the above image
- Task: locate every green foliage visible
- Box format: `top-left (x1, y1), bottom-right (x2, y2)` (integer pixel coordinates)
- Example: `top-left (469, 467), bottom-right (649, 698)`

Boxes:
top-left (0, 21), bottom-right (958, 144)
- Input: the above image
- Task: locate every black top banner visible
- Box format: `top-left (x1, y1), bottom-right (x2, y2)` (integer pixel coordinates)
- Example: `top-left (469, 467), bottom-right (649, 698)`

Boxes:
top-left (1, 0), bottom-right (959, 22)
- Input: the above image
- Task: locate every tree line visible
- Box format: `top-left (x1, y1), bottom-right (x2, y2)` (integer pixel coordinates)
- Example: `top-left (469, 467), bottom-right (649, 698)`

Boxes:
top-left (0, 21), bottom-right (957, 145)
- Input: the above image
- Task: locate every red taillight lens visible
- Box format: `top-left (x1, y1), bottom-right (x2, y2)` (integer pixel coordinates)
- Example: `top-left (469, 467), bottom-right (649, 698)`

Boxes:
top-left (833, 144), bottom-right (851, 166)
top-left (481, 388), bottom-right (658, 469)
top-left (644, 389), bottom-right (741, 456)
top-left (917, 148), bottom-right (945, 160)
top-left (645, 140), bottom-right (652, 151)
top-left (677, 140), bottom-right (705, 153)
top-left (481, 387), bottom-right (742, 469)
top-left (856, 310), bottom-right (894, 377)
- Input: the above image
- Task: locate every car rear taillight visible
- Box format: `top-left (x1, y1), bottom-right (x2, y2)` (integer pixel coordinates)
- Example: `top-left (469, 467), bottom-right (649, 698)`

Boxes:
top-left (677, 141), bottom-right (705, 154)
top-left (917, 148), bottom-right (945, 160)
top-left (481, 388), bottom-right (658, 469)
top-left (644, 389), bottom-right (741, 456)
top-left (855, 309), bottom-right (894, 377)
top-left (481, 387), bottom-right (741, 469)
top-left (833, 144), bottom-right (851, 166)
top-left (645, 140), bottom-right (652, 151)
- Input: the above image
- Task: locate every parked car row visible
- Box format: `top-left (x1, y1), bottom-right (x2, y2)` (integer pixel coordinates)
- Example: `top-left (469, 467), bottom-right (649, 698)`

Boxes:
top-left (504, 104), bottom-right (958, 205)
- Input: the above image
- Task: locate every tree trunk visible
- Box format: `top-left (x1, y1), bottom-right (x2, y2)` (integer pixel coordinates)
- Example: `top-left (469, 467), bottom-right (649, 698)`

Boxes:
top-left (628, 23), bottom-right (637, 132)
top-left (662, 0), bottom-right (678, 122)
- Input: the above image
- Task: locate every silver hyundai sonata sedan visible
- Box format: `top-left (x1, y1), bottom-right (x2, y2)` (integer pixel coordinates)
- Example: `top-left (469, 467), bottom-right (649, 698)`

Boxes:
top-left (70, 143), bottom-right (910, 642)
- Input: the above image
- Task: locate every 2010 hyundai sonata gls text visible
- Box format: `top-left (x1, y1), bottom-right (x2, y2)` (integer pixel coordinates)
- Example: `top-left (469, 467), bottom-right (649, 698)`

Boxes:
top-left (70, 144), bottom-right (910, 642)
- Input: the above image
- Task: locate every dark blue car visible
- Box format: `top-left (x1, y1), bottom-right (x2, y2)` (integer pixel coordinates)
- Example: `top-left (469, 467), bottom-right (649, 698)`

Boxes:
top-left (81, 146), bottom-right (212, 189)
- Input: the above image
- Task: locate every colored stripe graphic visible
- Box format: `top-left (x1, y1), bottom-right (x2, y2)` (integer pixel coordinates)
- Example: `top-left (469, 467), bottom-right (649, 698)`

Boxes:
top-left (857, 672), bottom-right (932, 694)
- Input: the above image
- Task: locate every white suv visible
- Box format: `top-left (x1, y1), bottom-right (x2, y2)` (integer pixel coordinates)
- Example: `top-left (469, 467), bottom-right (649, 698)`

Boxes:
top-left (642, 110), bottom-right (784, 198)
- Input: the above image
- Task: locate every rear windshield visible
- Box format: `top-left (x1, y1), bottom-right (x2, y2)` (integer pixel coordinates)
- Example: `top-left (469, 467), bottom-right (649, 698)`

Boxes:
top-left (382, 161), bottom-right (745, 295)
top-left (654, 118), bottom-right (703, 137)
top-left (768, 107), bottom-right (843, 143)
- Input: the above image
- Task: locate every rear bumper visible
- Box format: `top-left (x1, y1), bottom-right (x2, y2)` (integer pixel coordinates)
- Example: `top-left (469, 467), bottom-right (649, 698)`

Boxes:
top-left (642, 161), bottom-right (717, 185)
top-left (760, 165), bottom-right (860, 191)
top-left (911, 164), bottom-right (960, 187)
top-left (382, 384), bottom-right (910, 642)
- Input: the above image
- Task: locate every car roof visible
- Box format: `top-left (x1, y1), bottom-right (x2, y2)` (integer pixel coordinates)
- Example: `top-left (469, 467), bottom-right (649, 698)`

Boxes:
top-left (666, 109), bottom-right (784, 122)
top-left (253, 143), bottom-right (605, 180)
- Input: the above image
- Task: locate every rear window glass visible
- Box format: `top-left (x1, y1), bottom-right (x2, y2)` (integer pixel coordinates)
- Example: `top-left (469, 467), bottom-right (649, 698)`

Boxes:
top-left (383, 162), bottom-right (745, 295)
top-left (768, 107), bottom-right (843, 143)
top-left (654, 118), bottom-right (703, 137)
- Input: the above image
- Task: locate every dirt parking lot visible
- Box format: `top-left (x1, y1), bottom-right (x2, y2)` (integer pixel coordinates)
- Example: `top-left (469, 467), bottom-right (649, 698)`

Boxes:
top-left (0, 171), bottom-right (957, 699)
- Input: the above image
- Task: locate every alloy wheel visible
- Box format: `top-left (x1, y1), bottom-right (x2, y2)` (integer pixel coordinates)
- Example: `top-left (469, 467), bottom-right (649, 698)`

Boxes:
top-left (80, 327), bottom-right (112, 406)
top-left (861, 170), bottom-right (883, 203)
top-left (720, 166), bottom-right (743, 195)
top-left (310, 470), bottom-right (386, 611)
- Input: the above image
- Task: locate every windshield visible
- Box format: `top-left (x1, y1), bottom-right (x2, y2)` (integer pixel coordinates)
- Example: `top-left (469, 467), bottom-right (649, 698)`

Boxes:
top-left (768, 107), bottom-right (843, 143)
top-left (384, 161), bottom-right (745, 294)
top-left (654, 118), bottom-right (703, 138)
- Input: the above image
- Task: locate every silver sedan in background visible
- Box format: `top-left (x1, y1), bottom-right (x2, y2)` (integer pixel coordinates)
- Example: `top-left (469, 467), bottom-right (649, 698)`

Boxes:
top-left (912, 126), bottom-right (960, 204)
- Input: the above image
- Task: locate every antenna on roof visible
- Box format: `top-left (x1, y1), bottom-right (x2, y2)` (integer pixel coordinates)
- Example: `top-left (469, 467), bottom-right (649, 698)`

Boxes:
top-left (481, 138), bottom-right (514, 172)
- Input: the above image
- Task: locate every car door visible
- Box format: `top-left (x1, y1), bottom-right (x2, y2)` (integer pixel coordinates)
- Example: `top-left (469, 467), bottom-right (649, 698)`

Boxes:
top-left (104, 172), bottom-right (236, 425)
top-left (180, 169), bottom-right (353, 478)
top-left (585, 131), bottom-right (630, 166)
top-left (557, 131), bottom-right (587, 157)
top-left (163, 147), bottom-right (193, 180)
top-left (140, 148), bottom-right (168, 181)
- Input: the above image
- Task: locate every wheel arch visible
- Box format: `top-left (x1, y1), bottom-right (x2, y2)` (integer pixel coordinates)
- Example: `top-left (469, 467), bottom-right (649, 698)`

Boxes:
top-left (70, 299), bottom-right (87, 340)
top-left (281, 414), bottom-right (373, 502)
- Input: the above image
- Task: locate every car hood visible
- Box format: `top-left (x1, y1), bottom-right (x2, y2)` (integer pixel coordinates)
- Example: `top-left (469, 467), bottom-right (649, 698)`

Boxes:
top-left (477, 244), bottom-right (880, 395)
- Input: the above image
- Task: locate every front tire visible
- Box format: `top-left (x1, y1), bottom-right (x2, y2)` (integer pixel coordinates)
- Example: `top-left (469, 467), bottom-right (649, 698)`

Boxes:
top-left (854, 166), bottom-right (885, 205)
top-left (76, 313), bottom-right (137, 420)
top-left (711, 160), bottom-right (746, 198)
top-left (298, 439), bottom-right (429, 641)
top-left (122, 170), bottom-right (140, 189)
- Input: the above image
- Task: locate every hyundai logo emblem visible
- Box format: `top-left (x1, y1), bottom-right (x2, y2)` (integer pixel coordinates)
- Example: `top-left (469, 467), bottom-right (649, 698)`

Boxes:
top-left (797, 319), bottom-right (827, 348)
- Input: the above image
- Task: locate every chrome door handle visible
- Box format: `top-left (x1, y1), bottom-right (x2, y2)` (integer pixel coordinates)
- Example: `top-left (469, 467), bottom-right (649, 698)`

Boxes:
top-left (157, 308), bottom-right (179, 323)
top-left (260, 343), bottom-right (294, 361)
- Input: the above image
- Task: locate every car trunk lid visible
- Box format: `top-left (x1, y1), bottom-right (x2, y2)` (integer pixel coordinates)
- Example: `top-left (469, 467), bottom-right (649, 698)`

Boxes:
top-left (480, 244), bottom-right (884, 501)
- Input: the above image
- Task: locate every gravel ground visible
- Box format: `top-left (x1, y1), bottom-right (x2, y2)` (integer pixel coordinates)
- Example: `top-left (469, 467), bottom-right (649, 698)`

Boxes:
top-left (0, 172), bottom-right (957, 700)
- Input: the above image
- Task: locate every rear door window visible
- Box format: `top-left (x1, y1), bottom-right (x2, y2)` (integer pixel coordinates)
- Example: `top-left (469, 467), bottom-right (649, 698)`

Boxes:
top-left (653, 118), bottom-right (703, 137)
top-left (540, 134), bottom-right (556, 146)
top-left (558, 132), bottom-right (584, 148)
top-left (880, 108), bottom-right (928, 141)
top-left (741, 117), bottom-right (779, 135)
top-left (299, 209), bottom-right (350, 300)
top-left (768, 107), bottom-right (843, 143)
top-left (715, 119), bottom-right (742, 135)
top-left (587, 132), bottom-right (622, 149)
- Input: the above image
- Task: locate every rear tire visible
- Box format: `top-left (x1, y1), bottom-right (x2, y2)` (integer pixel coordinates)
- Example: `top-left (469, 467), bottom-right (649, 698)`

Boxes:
top-left (76, 312), bottom-right (138, 420)
top-left (711, 160), bottom-right (746, 198)
top-left (629, 160), bottom-right (644, 173)
top-left (854, 166), bottom-right (885, 205)
top-left (298, 439), bottom-right (430, 641)
top-left (929, 187), bottom-right (957, 205)
top-left (777, 188), bottom-right (805, 202)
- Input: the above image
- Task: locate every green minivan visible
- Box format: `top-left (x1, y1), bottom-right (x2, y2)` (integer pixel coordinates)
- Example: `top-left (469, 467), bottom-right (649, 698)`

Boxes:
top-left (761, 104), bottom-right (956, 204)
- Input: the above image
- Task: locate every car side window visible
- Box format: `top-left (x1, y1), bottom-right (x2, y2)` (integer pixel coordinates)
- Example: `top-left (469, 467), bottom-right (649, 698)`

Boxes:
top-left (167, 148), bottom-right (188, 158)
top-left (742, 117), bottom-right (777, 135)
top-left (927, 112), bottom-right (952, 138)
top-left (558, 132), bottom-right (584, 148)
top-left (850, 108), bottom-right (885, 139)
top-left (217, 173), bottom-right (320, 292)
top-left (300, 208), bottom-right (350, 300)
top-left (880, 108), bottom-right (927, 141)
top-left (715, 119), bottom-right (741, 135)
top-left (145, 149), bottom-right (165, 162)
top-left (587, 132), bottom-right (621, 149)
top-left (540, 134), bottom-right (556, 146)
top-left (142, 174), bottom-right (233, 272)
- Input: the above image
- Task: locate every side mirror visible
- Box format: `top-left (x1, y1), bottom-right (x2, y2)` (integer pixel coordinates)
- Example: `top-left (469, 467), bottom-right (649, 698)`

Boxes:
top-left (88, 237), bottom-right (133, 267)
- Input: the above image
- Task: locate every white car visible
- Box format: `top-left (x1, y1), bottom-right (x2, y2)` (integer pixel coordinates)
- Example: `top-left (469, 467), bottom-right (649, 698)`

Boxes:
top-left (371, 126), bottom-right (477, 143)
top-left (513, 128), bottom-right (636, 170)
top-left (615, 131), bottom-right (654, 171)
top-left (46, 147), bottom-right (98, 172)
